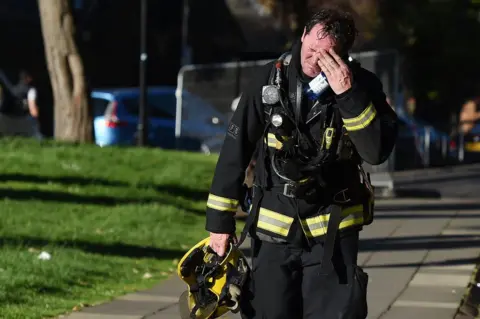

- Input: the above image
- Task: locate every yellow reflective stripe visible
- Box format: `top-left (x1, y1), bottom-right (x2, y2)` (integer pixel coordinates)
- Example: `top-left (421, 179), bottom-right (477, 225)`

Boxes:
top-left (302, 205), bottom-right (364, 237)
top-left (298, 178), bottom-right (311, 184)
top-left (339, 215), bottom-right (364, 229)
top-left (342, 204), bottom-right (363, 216)
top-left (264, 133), bottom-right (288, 149)
top-left (301, 215), bottom-right (328, 238)
top-left (342, 103), bottom-right (377, 131)
top-left (206, 194), bottom-right (238, 212)
top-left (266, 133), bottom-right (281, 148)
top-left (257, 207), bottom-right (293, 237)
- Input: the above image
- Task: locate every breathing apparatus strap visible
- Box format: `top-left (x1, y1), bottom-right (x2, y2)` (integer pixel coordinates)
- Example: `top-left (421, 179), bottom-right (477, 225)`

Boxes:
top-left (234, 53), bottom-right (296, 249)
top-left (320, 204), bottom-right (343, 273)
top-left (235, 185), bottom-right (264, 249)
top-left (295, 78), bottom-right (303, 124)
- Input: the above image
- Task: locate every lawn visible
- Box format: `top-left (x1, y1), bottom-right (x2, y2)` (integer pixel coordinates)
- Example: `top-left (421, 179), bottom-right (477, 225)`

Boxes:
top-left (0, 137), bottom-right (233, 318)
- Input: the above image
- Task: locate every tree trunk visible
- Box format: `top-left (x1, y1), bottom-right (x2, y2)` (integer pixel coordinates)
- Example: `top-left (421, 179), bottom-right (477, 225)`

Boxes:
top-left (38, 0), bottom-right (92, 142)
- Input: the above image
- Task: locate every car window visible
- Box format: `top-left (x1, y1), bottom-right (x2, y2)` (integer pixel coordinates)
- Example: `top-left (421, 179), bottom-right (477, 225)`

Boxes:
top-left (92, 97), bottom-right (110, 117)
top-left (181, 92), bottom-right (223, 121)
top-left (121, 93), bottom-right (176, 119)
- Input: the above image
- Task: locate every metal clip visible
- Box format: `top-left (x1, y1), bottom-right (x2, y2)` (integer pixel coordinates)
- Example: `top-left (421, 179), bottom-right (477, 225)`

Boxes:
top-left (283, 183), bottom-right (296, 198)
top-left (333, 188), bottom-right (351, 204)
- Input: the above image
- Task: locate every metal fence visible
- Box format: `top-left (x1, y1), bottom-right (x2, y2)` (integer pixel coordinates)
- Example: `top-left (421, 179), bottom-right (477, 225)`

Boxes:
top-left (175, 50), bottom-right (403, 192)
top-left (175, 58), bottom-right (271, 150)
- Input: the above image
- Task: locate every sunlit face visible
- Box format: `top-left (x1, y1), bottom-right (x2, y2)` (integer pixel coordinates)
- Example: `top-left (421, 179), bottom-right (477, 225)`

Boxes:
top-left (300, 24), bottom-right (339, 78)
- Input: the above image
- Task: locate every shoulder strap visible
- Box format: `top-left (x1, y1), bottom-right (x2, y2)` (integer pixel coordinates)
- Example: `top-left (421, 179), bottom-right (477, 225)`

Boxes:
top-left (237, 54), bottom-right (295, 247)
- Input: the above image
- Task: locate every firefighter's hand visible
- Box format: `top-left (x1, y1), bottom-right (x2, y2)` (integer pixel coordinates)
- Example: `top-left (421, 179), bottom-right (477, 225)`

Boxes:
top-left (316, 48), bottom-right (353, 95)
top-left (209, 232), bottom-right (231, 257)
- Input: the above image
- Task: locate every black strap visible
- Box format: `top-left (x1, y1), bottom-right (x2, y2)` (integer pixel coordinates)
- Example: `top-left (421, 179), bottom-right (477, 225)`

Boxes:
top-left (234, 133), bottom-right (267, 248)
top-left (295, 78), bottom-right (302, 124)
top-left (320, 205), bottom-right (343, 273)
top-left (237, 113), bottom-right (269, 234)
top-left (190, 304), bottom-right (200, 319)
top-left (235, 186), bottom-right (263, 248)
top-left (235, 186), bottom-right (264, 248)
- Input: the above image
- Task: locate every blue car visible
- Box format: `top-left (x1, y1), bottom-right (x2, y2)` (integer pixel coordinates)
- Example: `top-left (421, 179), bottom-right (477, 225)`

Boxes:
top-left (91, 86), bottom-right (229, 150)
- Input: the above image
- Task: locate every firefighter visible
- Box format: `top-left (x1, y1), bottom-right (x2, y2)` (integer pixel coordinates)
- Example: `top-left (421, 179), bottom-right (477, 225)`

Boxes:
top-left (204, 7), bottom-right (398, 319)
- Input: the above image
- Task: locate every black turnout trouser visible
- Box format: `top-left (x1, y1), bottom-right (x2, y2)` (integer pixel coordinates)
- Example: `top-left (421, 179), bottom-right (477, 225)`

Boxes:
top-left (240, 231), bottom-right (360, 319)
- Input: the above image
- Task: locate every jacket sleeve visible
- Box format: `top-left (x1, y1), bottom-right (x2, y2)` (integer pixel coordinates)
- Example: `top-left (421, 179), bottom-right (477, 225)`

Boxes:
top-left (334, 68), bottom-right (398, 165)
top-left (205, 72), bottom-right (268, 234)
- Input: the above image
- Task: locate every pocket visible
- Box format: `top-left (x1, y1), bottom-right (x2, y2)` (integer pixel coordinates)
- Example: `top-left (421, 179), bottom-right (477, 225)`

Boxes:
top-left (352, 265), bottom-right (369, 319)
top-left (361, 185), bottom-right (375, 226)
top-left (313, 265), bottom-right (369, 319)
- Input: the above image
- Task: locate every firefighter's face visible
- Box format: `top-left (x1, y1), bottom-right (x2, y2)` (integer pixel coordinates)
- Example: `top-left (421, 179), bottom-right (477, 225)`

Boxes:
top-left (300, 24), bottom-right (338, 78)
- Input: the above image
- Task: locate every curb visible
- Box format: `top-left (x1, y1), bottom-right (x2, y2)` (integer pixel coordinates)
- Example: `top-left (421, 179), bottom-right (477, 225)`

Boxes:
top-left (454, 255), bottom-right (480, 319)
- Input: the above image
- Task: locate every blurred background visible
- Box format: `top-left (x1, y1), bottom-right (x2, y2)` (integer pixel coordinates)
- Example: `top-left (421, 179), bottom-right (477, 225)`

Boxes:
top-left (1, 0), bottom-right (480, 171)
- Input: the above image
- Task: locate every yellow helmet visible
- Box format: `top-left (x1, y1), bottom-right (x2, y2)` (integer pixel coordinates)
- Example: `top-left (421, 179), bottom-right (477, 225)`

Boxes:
top-left (177, 237), bottom-right (250, 319)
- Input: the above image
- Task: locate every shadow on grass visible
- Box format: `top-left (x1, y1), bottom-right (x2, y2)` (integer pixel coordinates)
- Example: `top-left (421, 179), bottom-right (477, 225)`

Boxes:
top-left (151, 184), bottom-right (208, 202)
top-left (1, 173), bottom-right (209, 202)
top-left (0, 187), bottom-right (205, 215)
top-left (0, 173), bottom-right (129, 188)
top-left (0, 236), bottom-right (188, 260)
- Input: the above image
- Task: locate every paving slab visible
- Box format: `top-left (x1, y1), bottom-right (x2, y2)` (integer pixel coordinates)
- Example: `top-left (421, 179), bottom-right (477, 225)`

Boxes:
top-left (61, 197), bottom-right (480, 319)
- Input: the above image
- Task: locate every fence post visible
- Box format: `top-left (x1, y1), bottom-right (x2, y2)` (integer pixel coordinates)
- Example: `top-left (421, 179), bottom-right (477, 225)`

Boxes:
top-left (441, 135), bottom-right (447, 160)
top-left (425, 126), bottom-right (432, 167)
top-left (458, 129), bottom-right (465, 163)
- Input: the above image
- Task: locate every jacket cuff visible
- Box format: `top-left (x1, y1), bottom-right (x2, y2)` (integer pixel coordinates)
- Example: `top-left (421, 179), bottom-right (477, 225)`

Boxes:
top-left (334, 82), bottom-right (370, 116)
top-left (335, 82), bottom-right (376, 132)
top-left (205, 209), bottom-right (236, 234)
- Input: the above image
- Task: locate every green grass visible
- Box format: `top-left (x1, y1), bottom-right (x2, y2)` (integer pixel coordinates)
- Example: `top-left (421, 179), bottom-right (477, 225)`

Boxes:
top-left (0, 137), bottom-right (237, 319)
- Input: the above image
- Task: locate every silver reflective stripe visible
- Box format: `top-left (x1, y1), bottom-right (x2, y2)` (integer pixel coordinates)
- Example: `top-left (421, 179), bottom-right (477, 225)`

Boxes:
top-left (302, 205), bottom-right (364, 237)
top-left (301, 215), bottom-right (328, 238)
top-left (265, 133), bottom-right (289, 149)
top-left (256, 208), bottom-right (293, 237)
top-left (267, 134), bottom-right (278, 147)
top-left (206, 194), bottom-right (238, 212)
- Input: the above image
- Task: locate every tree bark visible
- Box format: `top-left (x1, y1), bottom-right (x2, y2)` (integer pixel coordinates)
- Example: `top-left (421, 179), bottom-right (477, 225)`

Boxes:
top-left (38, 0), bottom-right (92, 142)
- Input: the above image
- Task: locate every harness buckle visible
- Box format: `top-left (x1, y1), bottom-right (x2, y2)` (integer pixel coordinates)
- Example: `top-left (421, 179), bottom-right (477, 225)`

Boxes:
top-left (283, 183), bottom-right (296, 198)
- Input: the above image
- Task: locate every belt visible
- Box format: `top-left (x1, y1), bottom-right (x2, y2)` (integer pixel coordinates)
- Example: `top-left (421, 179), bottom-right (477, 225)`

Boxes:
top-left (270, 181), bottom-right (354, 205)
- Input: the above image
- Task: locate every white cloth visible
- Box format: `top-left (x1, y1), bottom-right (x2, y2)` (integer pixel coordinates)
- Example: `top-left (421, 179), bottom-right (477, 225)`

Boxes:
top-left (231, 95), bottom-right (241, 112)
top-left (27, 87), bottom-right (37, 101)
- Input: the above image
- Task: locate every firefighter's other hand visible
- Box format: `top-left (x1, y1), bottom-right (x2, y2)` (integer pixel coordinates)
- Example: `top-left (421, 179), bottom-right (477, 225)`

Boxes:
top-left (209, 232), bottom-right (230, 257)
top-left (316, 48), bottom-right (353, 95)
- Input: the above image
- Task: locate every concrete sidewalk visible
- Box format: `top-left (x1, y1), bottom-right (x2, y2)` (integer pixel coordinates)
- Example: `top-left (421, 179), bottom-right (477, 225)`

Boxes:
top-left (62, 197), bottom-right (480, 319)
